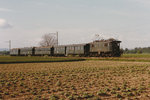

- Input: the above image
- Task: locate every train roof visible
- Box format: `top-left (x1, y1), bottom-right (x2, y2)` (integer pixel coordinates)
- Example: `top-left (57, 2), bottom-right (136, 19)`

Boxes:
top-left (91, 39), bottom-right (121, 43)
top-left (35, 46), bottom-right (51, 48)
top-left (11, 48), bottom-right (20, 50)
top-left (54, 43), bottom-right (87, 47)
top-left (65, 43), bottom-right (86, 47)
top-left (19, 47), bottom-right (35, 50)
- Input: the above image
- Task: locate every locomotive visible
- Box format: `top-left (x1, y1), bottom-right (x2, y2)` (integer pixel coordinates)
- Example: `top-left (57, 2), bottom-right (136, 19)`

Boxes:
top-left (10, 39), bottom-right (121, 57)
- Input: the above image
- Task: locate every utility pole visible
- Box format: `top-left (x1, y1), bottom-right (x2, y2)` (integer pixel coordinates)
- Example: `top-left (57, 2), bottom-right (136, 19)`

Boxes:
top-left (5, 40), bottom-right (11, 55)
top-left (56, 31), bottom-right (58, 46)
top-left (9, 40), bottom-right (11, 51)
top-left (5, 40), bottom-right (11, 51)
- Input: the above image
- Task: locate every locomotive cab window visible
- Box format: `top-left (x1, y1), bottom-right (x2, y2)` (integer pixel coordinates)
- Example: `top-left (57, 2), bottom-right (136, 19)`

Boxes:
top-left (117, 43), bottom-right (120, 46)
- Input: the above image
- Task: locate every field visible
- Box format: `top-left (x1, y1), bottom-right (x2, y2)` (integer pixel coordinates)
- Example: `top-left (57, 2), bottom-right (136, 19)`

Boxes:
top-left (0, 54), bottom-right (150, 100)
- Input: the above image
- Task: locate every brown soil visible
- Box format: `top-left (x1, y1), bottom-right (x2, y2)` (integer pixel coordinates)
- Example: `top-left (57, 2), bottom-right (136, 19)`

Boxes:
top-left (0, 61), bottom-right (150, 100)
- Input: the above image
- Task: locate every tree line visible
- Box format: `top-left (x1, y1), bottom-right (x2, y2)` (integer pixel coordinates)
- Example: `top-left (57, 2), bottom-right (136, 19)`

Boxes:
top-left (0, 51), bottom-right (9, 55)
top-left (123, 47), bottom-right (150, 54)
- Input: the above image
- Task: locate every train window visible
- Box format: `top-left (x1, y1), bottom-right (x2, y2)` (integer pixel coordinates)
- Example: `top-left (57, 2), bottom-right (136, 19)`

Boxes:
top-left (109, 43), bottom-right (112, 46)
top-left (78, 46), bottom-right (80, 50)
top-left (92, 44), bottom-right (94, 47)
top-left (104, 43), bottom-right (108, 47)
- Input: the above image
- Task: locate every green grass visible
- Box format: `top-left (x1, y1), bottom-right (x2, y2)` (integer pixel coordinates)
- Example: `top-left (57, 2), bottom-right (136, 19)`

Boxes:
top-left (0, 56), bottom-right (85, 64)
top-left (86, 54), bottom-right (150, 62)
top-left (1, 53), bottom-right (150, 64)
top-left (122, 54), bottom-right (150, 58)
top-left (86, 57), bottom-right (150, 62)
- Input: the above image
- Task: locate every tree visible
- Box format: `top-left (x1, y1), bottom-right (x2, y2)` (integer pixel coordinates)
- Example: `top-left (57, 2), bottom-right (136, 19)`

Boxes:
top-left (39, 33), bottom-right (57, 47)
top-left (124, 48), bottom-right (129, 54)
top-left (137, 50), bottom-right (142, 54)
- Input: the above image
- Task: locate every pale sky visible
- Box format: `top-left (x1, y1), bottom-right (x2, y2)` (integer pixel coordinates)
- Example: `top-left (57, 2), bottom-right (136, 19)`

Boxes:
top-left (0, 0), bottom-right (150, 49)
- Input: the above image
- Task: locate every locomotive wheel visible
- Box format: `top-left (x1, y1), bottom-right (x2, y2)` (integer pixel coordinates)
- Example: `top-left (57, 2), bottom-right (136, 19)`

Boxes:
top-left (100, 53), bottom-right (105, 57)
top-left (109, 54), bottom-right (112, 57)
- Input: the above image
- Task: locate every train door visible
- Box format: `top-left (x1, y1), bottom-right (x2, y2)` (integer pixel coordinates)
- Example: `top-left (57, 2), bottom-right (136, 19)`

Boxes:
top-left (18, 49), bottom-right (20, 56)
top-left (84, 44), bottom-right (90, 56)
top-left (32, 47), bottom-right (35, 56)
top-left (51, 47), bottom-right (54, 56)
top-left (65, 46), bottom-right (67, 56)
top-left (112, 41), bottom-right (121, 57)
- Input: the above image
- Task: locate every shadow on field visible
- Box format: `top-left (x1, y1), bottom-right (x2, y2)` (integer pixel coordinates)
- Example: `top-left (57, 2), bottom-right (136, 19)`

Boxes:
top-left (0, 59), bottom-right (86, 64)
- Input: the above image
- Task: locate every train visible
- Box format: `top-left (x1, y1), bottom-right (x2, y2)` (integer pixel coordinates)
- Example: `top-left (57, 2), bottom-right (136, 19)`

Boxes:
top-left (10, 39), bottom-right (121, 57)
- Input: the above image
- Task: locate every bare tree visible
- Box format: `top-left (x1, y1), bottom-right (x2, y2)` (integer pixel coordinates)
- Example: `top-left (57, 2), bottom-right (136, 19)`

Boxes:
top-left (39, 33), bottom-right (57, 47)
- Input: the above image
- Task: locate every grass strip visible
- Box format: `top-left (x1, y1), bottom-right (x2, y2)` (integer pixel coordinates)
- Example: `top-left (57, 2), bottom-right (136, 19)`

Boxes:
top-left (0, 56), bottom-right (85, 64)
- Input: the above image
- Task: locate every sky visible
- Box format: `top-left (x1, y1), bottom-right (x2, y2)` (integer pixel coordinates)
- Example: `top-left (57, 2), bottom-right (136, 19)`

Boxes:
top-left (0, 0), bottom-right (150, 49)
